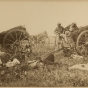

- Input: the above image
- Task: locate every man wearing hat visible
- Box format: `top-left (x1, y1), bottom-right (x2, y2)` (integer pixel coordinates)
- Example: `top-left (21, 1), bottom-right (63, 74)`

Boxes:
top-left (54, 22), bottom-right (64, 34)
top-left (69, 22), bottom-right (79, 32)
top-left (54, 22), bottom-right (64, 49)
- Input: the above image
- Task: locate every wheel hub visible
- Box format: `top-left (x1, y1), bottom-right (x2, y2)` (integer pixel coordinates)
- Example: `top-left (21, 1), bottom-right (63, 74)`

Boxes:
top-left (15, 40), bottom-right (20, 46)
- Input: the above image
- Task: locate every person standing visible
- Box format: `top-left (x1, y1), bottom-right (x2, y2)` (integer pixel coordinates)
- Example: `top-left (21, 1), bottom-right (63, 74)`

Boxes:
top-left (54, 22), bottom-right (64, 49)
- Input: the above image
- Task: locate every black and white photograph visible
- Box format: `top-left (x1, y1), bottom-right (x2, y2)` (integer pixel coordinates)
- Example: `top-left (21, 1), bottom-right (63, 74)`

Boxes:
top-left (0, 0), bottom-right (88, 87)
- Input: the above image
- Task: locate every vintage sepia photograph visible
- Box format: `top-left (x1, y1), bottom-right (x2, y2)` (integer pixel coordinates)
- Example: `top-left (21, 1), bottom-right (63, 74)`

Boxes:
top-left (0, 0), bottom-right (88, 87)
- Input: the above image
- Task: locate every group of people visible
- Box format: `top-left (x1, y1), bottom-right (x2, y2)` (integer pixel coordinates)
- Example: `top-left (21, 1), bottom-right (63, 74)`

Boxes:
top-left (54, 22), bottom-right (79, 49)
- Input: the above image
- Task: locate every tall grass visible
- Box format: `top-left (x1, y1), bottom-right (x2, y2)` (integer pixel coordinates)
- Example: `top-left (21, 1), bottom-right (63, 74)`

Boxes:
top-left (1, 46), bottom-right (88, 87)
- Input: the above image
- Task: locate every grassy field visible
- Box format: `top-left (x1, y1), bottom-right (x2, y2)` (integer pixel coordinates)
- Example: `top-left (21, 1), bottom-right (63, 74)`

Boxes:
top-left (0, 44), bottom-right (88, 87)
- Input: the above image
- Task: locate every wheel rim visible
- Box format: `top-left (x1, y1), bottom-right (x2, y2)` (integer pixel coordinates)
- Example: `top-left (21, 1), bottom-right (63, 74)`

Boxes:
top-left (76, 30), bottom-right (88, 56)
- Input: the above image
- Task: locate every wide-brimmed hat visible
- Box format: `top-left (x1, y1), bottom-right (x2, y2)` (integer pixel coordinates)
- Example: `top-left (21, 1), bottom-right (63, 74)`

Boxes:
top-left (57, 22), bottom-right (61, 25)
top-left (72, 22), bottom-right (76, 26)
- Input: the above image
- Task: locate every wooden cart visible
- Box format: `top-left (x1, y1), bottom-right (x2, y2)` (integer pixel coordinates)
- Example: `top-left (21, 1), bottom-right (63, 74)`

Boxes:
top-left (0, 26), bottom-right (32, 54)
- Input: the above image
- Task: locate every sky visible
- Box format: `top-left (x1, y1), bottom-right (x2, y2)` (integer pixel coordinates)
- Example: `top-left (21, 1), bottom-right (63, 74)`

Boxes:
top-left (0, 1), bottom-right (88, 36)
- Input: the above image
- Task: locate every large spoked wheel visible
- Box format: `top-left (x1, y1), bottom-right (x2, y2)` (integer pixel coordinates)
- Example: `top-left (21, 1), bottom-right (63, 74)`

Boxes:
top-left (38, 37), bottom-right (50, 47)
top-left (34, 36), bottom-right (50, 55)
top-left (3, 29), bottom-right (32, 54)
top-left (76, 30), bottom-right (88, 56)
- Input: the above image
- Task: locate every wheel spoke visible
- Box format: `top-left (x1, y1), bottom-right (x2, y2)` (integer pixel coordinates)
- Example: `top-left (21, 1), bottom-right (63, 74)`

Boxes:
top-left (80, 46), bottom-right (85, 54)
top-left (5, 44), bottom-right (12, 48)
top-left (15, 31), bottom-right (18, 40)
top-left (78, 43), bottom-right (85, 48)
top-left (78, 40), bottom-right (85, 44)
top-left (19, 32), bottom-right (22, 40)
top-left (5, 44), bottom-right (11, 46)
top-left (21, 36), bottom-right (28, 41)
top-left (10, 34), bottom-right (15, 41)
top-left (84, 33), bottom-right (88, 41)
top-left (6, 39), bottom-right (14, 43)
top-left (85, 47), bottom-right (88, 56)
